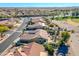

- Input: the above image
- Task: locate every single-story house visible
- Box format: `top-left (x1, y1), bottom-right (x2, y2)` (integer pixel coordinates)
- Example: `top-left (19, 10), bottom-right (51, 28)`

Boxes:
top-left (31, 17), bottom-right (46, 23)
top-left (20, 29), bottom-right (52, 44)
top-left (26, 22), bottom-right (46, 30)
top-left (6, 42), bottom-right (48, 56)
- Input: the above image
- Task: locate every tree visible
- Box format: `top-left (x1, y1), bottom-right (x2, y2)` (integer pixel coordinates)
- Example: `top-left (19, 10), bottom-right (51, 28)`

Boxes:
top-left (61, 31), bottom-right (70, 42)
top-left (44, 18), bottom-right (51, 25)
top-left (56, 27), bottom-right (60, 36)
top-left (0, 25), bottom-right (9, 38)
top-left (48, 24), bottom-right (54, 27)
top-left (44, 43), bottom-right (54, 55)
top-left (57, 39), bottom-right (64, 47)
top-left (71, 30), bottom-right (75, 33)
top-left (0, 14), bottom-right (12, 18)
top-left (28, 20), bottom-right (34, 25)
top-left (22, 29), bottom-right (25, 34)
top-left (15, 19), bottom-right (19, 23)
top-left (47, 30), bottom-right (55, 35)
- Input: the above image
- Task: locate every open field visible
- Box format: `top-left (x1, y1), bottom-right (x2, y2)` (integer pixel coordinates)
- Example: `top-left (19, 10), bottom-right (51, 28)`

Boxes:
top-left (66, 19), bottom-right (79, 26)
top-left (72, 19), bottom-right (79, 23)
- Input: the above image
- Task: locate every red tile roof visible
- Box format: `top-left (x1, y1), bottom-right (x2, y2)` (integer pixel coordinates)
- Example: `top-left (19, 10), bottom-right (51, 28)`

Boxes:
top-left (13, 42), bottom-right (45, 56)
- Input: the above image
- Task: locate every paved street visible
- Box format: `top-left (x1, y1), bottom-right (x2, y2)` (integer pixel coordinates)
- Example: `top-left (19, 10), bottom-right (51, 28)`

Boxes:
top-left (17, 17), bottom-right (29, 31)
top-left (4, 30), bottom-right (14, 35)
top-left (0, 17), bottom-right (30, 54)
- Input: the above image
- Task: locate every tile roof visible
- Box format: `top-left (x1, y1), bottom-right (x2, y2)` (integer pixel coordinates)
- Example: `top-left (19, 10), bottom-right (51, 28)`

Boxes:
top-left (31, 17), bottom-right (46, 23)
top-left (20, 29), bottom-right (51, 41)
top-left (0, 20), bottom-right (8, 24)
top-left (7, 42), bottom-right (46, 56)
top-left (27, 22), bottom-right (46, 29)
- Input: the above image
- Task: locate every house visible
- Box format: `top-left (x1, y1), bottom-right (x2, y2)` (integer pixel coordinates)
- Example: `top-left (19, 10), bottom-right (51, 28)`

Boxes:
top-left (6, 42), bottom-right (48, 56)
top-left (0, 18), bottom-right (16, 27)
top-left (26, 22), bottom-right (46, 30)
top-left (20, 29), bottom-right (52, 44)
top-left (52, 20), bottom-right (75, 31)
top-left (0, 18), bottom-right (9, 25)
top-left (31, 17), bottom-right (46, 23)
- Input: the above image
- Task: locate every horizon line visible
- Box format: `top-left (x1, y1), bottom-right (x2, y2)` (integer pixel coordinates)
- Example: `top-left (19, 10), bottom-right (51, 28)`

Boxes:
top-left (0, 3), bottom-right (79, 7)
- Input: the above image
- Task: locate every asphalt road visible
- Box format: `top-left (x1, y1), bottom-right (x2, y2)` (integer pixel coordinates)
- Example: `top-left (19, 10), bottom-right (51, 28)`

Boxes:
top-left (4, 30), bottom-right (14, 35)
top-left (0, 32), bottom-right (21, 54)
top-left (0, 17), bottom-right (30, 54)
top-left (17, 17), bottom-right (28, 31)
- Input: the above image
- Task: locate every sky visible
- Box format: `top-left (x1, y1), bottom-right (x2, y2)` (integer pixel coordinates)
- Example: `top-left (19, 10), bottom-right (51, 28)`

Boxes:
top-left (0, 3), bottom-right (79, 7)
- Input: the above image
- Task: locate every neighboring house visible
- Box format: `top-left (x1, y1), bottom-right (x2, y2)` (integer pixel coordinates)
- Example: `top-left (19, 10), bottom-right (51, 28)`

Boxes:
top-left (52, 20), bottom-right (75, 31)
top-left (31, 17), bottom-right (46, 23)
top-left (0, 18), bottom-right (16, 27)
top-left (26, 22), bottom-right (46, 30)
top-left (20, 29), bottom-right (52, 44)
top-left (0, 19), bottom-right (9, 25)
top-left (6, 42), bottom-right (48, 56)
